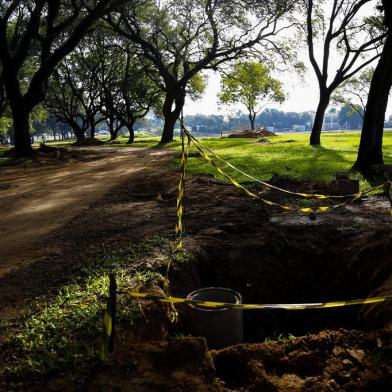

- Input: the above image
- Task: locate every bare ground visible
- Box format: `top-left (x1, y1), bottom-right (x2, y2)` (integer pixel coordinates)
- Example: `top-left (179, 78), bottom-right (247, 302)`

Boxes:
top-left (0, 146), bottom-right (173, 318)
top-left (1, 146), bottom-right (392, 391)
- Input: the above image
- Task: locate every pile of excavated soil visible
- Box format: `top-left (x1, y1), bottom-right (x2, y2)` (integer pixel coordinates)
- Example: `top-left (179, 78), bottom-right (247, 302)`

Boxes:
top-left (228, 128), bottom-right (277, 138)
top-left (33, 144), bottom-right (81, 162)
top-left (45, 316), bottom-right (392, 391)
top-left (258, 138), bottom-right (297, 145)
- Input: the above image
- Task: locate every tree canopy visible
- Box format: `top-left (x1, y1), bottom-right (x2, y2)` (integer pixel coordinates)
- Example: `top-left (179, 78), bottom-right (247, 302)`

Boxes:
top-left (107, 0), bottom-right (297, 143)
top-left (219, 61), bottom-right (285, 130)
top-left (302, 0), bottom-right (386, 145)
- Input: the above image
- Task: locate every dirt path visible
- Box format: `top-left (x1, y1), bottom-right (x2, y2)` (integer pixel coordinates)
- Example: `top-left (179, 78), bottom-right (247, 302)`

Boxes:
top-left (0, 147), bottom-right (171, 278)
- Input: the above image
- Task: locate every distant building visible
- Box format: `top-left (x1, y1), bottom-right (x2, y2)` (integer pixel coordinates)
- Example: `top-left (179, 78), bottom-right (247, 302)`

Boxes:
top-left (293, 124), bottom-right (306, 132)
top-left (310, 111), bottom-right (340, 131)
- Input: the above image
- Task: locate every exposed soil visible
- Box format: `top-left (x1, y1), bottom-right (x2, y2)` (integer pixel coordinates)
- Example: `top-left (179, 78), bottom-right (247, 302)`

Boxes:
top-left (0, 146), bottom-right (172, 318)
top-left (257, 138), bottom-right (297, 145)
top-left (1, 146), bottom-right (392, 391)
top-left (228, 129), bottom-right (277, 138)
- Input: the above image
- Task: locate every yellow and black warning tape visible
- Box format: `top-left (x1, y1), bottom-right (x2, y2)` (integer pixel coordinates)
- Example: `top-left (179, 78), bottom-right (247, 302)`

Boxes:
top-left (183, 129), bottom-right (385, 214)
top-left (174, 124), bottom-right (191, 250)
top-left (120, 290), bottom-right (390, 310)
top-left (183, 128), bottom-right (383, 200)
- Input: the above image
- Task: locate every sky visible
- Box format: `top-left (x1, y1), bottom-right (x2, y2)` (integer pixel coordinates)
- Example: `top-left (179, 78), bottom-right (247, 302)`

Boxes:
top-left (184, 2), bottom-right (392, 119)
top-left (184, 63), bottom-right (392, 118)
top-left (184, 68), bottom-right (320, 116)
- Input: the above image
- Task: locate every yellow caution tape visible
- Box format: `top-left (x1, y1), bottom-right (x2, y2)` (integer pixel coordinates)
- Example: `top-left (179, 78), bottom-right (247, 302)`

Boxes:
top-left (183, 128), bottom-right (385, 200)
top-left (174, 129), bottom-right (191, 249)
top-left (122, 290), bottom-right (389, 310)
top-left (103, 310), bottom-right (112, 337)
top-left (188, 135), bottom-right (380, 214)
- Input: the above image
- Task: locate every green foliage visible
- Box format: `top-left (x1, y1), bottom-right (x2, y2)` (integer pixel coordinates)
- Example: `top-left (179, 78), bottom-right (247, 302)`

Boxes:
top-left (264, 332), bottom-right (296, 344)
top-left (219, 61), bottom-right (285, 129)
top-left (188, 73), bottom-right (208, 101)
top-left (338, 105), bottom-right (363, 130)
top-left (332, 68), bottom-right (374, 116)
top-left (0, 116), bottom-right (11, 136)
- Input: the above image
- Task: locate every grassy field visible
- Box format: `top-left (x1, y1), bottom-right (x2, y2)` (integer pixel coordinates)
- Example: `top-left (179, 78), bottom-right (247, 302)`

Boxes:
top-left (171, 132), bottom-right (392, 190)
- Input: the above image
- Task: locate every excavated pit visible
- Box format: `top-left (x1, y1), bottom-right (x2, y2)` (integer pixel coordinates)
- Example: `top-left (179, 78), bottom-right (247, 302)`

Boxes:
top-left (171, 221), bottom-right (392, 344)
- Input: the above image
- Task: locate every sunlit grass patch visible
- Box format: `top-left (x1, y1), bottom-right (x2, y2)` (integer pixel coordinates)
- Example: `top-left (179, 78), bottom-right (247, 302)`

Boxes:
top-left (171, 132), bottom-right (392, 191)
top-left (0, 236), bottom-right (170, 385)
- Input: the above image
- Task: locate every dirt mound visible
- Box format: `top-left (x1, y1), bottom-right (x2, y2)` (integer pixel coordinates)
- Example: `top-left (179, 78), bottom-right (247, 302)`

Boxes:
top-left (258, 138), bottom-right (297, 145)
top-left (30, 144), bottom-right (82, 164)
top-left (56, 325), bottom-right (392, 391)
top-left (228, 128), bottom-right (277, 138)
top-left (1, 145), bottom-right (80, 164)
top-left (212, 326), bottom-right (392, 391)
top-left (257, 138), bottom-right (272, 144)
top-left (72, 137), bottom-right (104, 146)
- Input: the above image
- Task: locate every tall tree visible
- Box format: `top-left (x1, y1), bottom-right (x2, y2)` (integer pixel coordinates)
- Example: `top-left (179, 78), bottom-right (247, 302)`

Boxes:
top-left (354, 0), bottom-right (392, 171)
top-left (219, 61), bottom-right (285, 130)
top-left (0, 0), bottom-right (125, 156)
top-left (304, 0), bottom-right (386, 145)
top-left (110, 49), bottom-right (163, 144)
top-left (45, 68), bottom-right (90, 142)
top-left (85, 32), bottom-right (163, 143)
top-left (107, 0), bottom-right (297, 144)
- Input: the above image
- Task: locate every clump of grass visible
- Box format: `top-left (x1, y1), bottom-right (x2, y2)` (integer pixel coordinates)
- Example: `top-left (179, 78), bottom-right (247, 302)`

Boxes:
top-left (264, 332), bottom-right (296, 344)
top-left (0, 235), bottom-right (170, 386)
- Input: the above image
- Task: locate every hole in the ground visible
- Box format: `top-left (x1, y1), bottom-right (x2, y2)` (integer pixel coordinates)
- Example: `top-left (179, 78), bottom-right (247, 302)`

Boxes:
top-left (171, 228), bottom-right (392, 344)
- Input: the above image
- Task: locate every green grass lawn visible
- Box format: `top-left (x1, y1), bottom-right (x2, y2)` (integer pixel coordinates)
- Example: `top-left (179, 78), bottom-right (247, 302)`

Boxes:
top-left (171, 132), bottom-right (392, 191)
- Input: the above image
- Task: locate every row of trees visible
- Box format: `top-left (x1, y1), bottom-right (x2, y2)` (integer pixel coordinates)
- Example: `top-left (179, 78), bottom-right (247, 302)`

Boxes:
top-left (46, 30), bottom-right (162, 144)
top-left (0, 0), bottom-right (298, 156)
top-left (184, 106), bottom-right (370, 135)
top-left (0, 1), bottom-right (391, 172)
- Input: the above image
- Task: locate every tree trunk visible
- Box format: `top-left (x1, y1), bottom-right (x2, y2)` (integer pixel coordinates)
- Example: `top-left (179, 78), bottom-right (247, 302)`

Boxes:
top-left (90, 123), bottom-right (96, 139)
top-left (109, 126), bottom-right (116, 141)
top-left (12, 104), bottom-right (34, 156)
top-left (126, 120), bottom-right (136, 144)
top-left (354, 31), bottom-right (392, 172)
top-left (160, 90), bottom-right (185, 144)
top-left (74, 128), bottom-right (85, 142)
top-left (249, 112), bottom-right (256, 131)
top-left (107, 116), bottom-right (117, 140)
top-left (310, 92), bottom-right (329, 146)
